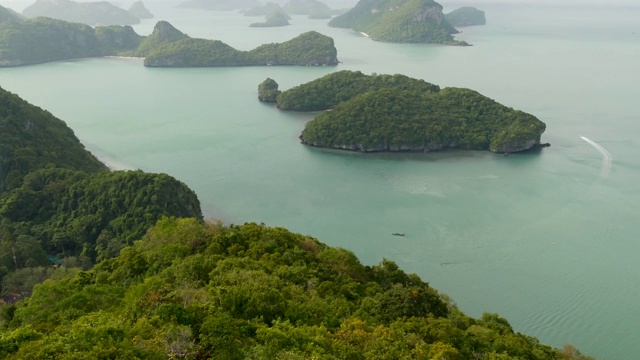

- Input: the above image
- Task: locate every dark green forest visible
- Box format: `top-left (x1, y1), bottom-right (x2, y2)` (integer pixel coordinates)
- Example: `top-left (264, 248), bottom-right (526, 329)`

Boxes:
top-left (299, 87), bottom-right (546, 153)
top-left (0, 86), bottom-right (202, 301)
top-left (266, 71), bottom-right (546, 153)
top-left (274, 70), bottom-right (440, 111)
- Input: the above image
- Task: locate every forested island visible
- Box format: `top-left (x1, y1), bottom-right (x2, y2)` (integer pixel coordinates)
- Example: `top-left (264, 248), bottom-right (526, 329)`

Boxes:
top-left (22, 0), bottom-right (141, 26)
top-left (250, 11), bottom-right (290, 28)
top-left (0, 73), bottom-right (591, 359)
top-left (128, 1), bottom-right (154, 20)
top-left (445, 6), bottom-right (486, 27)
top-left (260, 71), bottom-right (547, 153)
top-left (0, 11), bottom-right (338, 67)
top-left (328, 0), bottom-right (468, 45)
top-left (0, 6), bottom-right (142, 66)
top-left (137, 21), bottom-right (338, 67)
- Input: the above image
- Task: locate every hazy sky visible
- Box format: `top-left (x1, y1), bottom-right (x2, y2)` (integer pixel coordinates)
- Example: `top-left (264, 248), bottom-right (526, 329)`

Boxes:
top-left (1, 0), bottom-right (638, 14)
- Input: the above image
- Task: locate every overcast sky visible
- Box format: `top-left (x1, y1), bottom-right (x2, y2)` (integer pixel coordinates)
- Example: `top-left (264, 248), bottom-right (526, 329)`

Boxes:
top-left (1, 0), bottom-right (638, 14)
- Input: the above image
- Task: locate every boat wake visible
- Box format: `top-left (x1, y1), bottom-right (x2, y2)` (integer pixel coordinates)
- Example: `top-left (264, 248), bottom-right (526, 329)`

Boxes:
top-left (579, 135), bottom-right (612, 178)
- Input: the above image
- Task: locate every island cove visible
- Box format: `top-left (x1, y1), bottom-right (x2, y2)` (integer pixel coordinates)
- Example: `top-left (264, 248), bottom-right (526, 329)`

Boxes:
top-left (0, 9), bottom-right (338, 67)
top-left (259, 71), bottom-right (548, 154)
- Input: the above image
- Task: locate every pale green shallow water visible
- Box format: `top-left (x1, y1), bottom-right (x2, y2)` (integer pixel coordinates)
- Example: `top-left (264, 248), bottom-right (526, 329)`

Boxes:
top-left (1, 3), bottom-right (639, 359)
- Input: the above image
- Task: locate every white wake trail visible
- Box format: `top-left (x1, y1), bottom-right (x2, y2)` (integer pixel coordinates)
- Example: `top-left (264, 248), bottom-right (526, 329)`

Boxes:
top-left (580, 135), bottom-right (612, 178)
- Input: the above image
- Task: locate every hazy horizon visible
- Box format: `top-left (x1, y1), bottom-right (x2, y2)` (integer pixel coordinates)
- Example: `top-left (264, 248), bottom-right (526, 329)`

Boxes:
top-left (2, 0), bottom-right (639, 14)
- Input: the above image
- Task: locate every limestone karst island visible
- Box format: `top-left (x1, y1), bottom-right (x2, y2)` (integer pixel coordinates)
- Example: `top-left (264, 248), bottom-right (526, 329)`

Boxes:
top-left (259, 71), bottom-right (547, 153)
top-left (0, 10), bottom-right (338, 67)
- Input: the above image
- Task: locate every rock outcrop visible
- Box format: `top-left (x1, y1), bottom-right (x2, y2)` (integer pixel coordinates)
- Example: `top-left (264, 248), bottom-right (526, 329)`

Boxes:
top-left (128, 1), bottom-right (153, 20)
top-left (258, 78), bottom-right (281, 102)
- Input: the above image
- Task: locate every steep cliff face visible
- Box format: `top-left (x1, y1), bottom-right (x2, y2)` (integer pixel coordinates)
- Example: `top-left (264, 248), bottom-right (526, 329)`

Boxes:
top-left (128, 1), bottom-right (153, 19)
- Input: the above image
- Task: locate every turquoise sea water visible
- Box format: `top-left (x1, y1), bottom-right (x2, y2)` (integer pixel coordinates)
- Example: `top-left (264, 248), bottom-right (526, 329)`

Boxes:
top-left (0, 2), bottom-right (639, 359)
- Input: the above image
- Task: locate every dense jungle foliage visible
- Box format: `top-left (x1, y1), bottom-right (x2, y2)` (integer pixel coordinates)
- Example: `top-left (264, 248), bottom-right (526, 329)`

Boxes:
top-left (0, 86), bottom-right (106, 193)
top-left (0, 218), bottom-right (594, 359)
top-left (0, 86), bottom-right (202, 302)
top-left (299, 86), bottom-right (546, 153)
top-left (328, 0), bottom-right (465, 44)
top-left (275, 70), bottom-right (440, 111)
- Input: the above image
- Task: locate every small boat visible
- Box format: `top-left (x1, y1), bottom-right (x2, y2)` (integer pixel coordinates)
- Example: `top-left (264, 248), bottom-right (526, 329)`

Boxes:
top-left (392, 232), bottom-right (405, 237)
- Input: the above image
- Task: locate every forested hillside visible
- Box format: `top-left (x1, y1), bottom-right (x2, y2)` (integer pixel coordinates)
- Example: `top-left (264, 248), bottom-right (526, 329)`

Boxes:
top-left (0, 86), bottom-right (106, 193)
top-left (0, 10), bottom-right (142, 66)
top-left (0, 218), bottom-right (594, 359)
top-left (140, 22), bottom-right (338, 67)
top-left (328, 0), bottom-right (466, 44)
top-left (300, 87), bottom-right (546, 153)
top-left (0, 11), bottom-right (337, 68)
top-left (274, 70), bottom-right (440, 111)
top-left (264, 71), bottom-right (546, 153)
top-left (0, 86), bottom-right (202, 302)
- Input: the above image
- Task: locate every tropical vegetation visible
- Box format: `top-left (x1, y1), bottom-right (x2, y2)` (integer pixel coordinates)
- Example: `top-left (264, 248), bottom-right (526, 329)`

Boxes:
top-left (0, 8), bottom-right (142, 66)
top-left (140, 22), bottom-right (338, 67)
top-left (300, 86), bottom-right (546, 153)
top-left (0, 86), bottom-right (202, 302)
top-left (328, 0), bottom-right (467, 45)
top-left (274, 70), bottom-right (440, 111)
top-left (0, 66), bottom-right (590, 360)
top-left (264, 71), bottom-right (545, 153)
top-left (0, 12), bottom-right (338, 68)
top-left (0, 218), bottom-right (594, 359)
